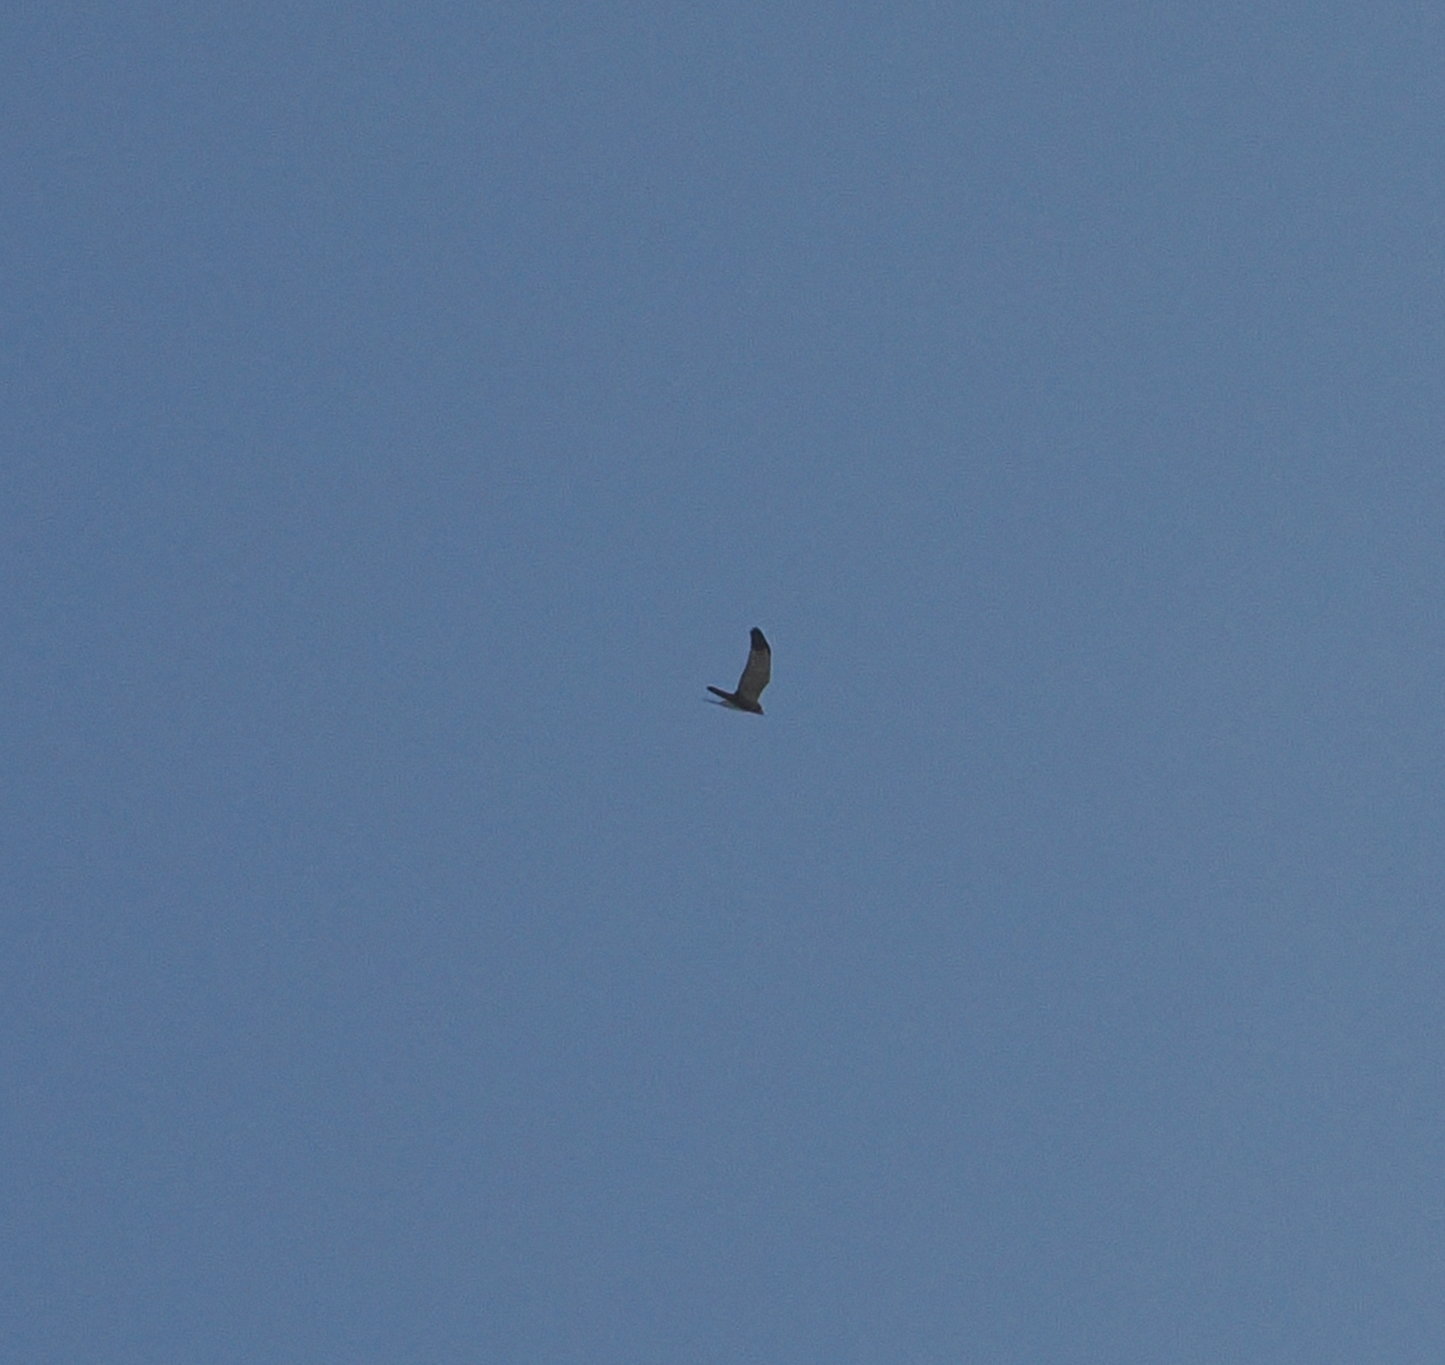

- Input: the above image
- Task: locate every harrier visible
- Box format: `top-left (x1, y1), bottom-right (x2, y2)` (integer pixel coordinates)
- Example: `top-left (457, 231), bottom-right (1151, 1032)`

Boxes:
top-left (708, 627), bottom-right (771, 714)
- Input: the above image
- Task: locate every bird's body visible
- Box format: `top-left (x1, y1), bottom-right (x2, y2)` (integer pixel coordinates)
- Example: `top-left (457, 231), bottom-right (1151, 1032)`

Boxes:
top-left (708, 627), bottom-right (771, 714)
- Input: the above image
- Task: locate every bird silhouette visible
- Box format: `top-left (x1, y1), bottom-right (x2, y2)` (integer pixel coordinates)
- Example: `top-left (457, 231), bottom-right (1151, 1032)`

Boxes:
top-left (707, 627), bottom-right (771, 714)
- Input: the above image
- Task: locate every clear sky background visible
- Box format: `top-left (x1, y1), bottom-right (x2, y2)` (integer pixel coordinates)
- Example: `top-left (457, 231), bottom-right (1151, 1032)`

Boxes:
top-left (6, 4), bottom-right (1445, 1361)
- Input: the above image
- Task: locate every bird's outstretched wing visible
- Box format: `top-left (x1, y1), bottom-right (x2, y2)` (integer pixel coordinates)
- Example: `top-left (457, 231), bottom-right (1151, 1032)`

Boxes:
top-left (734, 627), bottom-right (771, 706)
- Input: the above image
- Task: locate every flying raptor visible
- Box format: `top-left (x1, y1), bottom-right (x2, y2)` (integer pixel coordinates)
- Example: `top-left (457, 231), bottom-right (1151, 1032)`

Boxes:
top-left (708, 627), bottom-right (771, 714)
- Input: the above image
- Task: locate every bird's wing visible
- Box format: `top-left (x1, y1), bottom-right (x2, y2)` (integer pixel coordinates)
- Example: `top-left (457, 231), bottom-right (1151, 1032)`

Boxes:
top-left (735, 627), bottom-right (771, 704)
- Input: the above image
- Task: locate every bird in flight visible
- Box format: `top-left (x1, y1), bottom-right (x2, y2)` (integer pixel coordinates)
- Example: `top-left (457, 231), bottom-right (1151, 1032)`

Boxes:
top-left (708, 627), bottom-right (771, 714)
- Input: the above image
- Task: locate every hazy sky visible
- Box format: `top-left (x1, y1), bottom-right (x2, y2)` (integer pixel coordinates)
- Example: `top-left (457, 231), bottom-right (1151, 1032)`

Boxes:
top-left (7, 4), bottom-right (1445, 1361)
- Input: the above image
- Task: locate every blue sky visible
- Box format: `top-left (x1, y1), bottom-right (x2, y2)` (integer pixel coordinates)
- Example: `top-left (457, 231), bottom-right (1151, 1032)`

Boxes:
top-left (6, 3), bottom-right (1445, 1360)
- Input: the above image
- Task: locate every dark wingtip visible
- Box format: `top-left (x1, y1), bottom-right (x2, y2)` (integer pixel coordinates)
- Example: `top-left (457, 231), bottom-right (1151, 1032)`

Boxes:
top-left (750, 627), bottom-right (770, 651)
